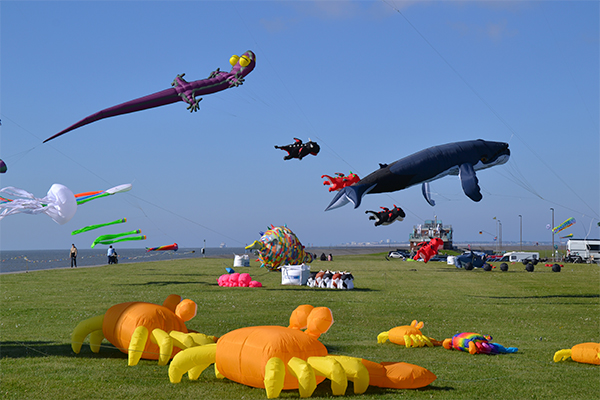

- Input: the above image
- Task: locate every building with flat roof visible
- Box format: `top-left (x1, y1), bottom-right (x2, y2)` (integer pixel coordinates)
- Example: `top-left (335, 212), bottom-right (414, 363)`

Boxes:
top-left (409, 218), bottom-right (453, 250)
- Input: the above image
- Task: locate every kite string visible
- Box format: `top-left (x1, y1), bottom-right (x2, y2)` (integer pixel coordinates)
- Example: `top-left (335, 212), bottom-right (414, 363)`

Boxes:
top-left (496, 163), bottom-right (599, 222)
top-left (2, 114), bottom-right (247, 246)
top-left (127, 200), bottom-right (178, 244)
top-left (584, 217), bottom-right (594, 240)
top-left (231, 4), bottom-right (360, 175)
top-left (233, 3), bottom-right (501, 225)
top-left (232, 3), bottom-right (433, 223)
top-left (540, 3), bottom-right (598, 132)
top-left (382, 0), bottom-right (599, 220)
top-left (125, 193), bottom-right (245, 247)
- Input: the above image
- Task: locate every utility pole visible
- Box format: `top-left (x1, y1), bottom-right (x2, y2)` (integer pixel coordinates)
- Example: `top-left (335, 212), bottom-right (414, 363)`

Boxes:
top-left (499, 220), bottom-right (502, 252)
top-left (519, 215), bottom-right (522, 251)
top-left (494, 217), bottom-right (498, 253)
top-left (550, 208), bottom-right (554, 261)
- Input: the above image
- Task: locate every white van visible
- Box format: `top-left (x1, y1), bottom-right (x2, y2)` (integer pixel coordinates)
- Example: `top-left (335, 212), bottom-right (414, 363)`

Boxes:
top-left (500, 252), bottom-right (540, 263)
top-left (566, 239), bottom-right (600, 263)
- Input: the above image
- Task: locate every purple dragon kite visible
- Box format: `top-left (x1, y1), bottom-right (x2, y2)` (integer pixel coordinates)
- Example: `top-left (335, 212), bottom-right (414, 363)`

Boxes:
top-left (44, 50), bottom-right (256, 143)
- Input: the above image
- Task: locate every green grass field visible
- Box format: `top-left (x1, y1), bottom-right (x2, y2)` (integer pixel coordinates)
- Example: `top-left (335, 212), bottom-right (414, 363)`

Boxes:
top-left (1, 254), bottom-right (598, 399)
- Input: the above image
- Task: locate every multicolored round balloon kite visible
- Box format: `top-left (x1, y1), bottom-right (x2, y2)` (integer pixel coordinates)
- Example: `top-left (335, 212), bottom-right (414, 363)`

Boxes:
top-left (245, 225), bottom-right (312, 270)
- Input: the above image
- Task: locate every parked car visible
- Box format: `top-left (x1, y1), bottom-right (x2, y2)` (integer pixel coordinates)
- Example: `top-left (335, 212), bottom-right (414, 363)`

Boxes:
top-left (499, 252), bottom-right (540, 263)
top-left (387, 251), bottom-right (407, 260)
top-left (429, 254), bottom-right (448, 262)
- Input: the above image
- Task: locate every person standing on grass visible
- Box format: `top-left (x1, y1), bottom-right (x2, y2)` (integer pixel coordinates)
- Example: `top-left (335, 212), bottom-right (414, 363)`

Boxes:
top-left (107, 245), bottom-right (116, 264)
top-left (70, 244), bottom-right (78, 268)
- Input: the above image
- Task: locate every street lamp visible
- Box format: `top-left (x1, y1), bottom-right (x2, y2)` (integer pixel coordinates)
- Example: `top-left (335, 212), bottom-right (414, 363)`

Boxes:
top-left (494, 217), bottom-right (499, 252)
top-left (519, 215), bottom-right (522, 251)
top-left (498, 220), bottom-right (502, 252)
top-left (550, 208), bottom-right (555, 261)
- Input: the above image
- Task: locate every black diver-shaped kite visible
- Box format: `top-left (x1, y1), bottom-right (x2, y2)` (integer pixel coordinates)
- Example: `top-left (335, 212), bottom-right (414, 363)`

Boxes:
top-left (275, 138), bottom-right (320, 160)
top-left (365, 205), bottom-right (406, 226)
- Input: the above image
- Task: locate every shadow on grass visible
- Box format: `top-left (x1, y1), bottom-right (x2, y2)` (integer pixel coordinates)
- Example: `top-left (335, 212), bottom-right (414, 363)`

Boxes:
top-left (221, 380), bottom-right (451, 398)
top-left (431, 268), bottom-right (570, 274)
top-left (430, 267), bottom-right (524, 274)
top-left (306, 379), bottom-right (452, 397)
top-left (473, 294), bottom-right (599, 299)
top-left (260, 287), bottom-right (376, 292)
top-left (130, 272), bottom-right (216, 279)
top-left (120, 280), bottom-right (212, 286)
top-left (0, 341), bottom-right (124, 360)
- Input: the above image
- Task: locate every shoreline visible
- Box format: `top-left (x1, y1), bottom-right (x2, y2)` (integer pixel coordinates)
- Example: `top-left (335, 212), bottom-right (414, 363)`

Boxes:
top-left (1, 244), bottom-right (563, 275)
top-left (1, 246), bottom-right (393, 276)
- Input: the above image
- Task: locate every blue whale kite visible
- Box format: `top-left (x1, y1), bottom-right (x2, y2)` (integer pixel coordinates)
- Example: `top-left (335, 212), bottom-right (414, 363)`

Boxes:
top-left (325, 139), bottom-right (510, 211)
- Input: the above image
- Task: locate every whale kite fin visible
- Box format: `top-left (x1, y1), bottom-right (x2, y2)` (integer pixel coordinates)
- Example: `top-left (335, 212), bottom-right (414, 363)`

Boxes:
top-left (325, 184), bottom-right (376, 211)
top-left (422, 182), bottom-right (436, 206)
top-left (459, 163), bottom-right (482, 202)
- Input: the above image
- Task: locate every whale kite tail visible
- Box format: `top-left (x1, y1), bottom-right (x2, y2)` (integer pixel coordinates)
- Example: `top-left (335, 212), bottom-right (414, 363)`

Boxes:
top-left (325, 184), bottom-right (376, 211)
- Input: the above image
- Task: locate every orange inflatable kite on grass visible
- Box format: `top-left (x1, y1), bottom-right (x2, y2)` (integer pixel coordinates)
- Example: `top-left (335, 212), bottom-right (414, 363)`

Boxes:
top-left (377, 320), bottom-right (443, 348)
top-left (71, 294), bottom-right (216, 366)
top-left (554, 342), bottom-right (600, 365)
top-left (169, 305), bottom-right (437, 398)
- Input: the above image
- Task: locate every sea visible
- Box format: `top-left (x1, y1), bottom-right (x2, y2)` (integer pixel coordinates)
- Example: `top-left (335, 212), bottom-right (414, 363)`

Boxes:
top-left (0, 247), bottom-right (249, 274)
top-left (0, 245), bottom-right (398, 274)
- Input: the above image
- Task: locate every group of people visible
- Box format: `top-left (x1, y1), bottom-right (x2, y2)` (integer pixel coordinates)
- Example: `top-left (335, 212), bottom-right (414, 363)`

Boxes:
top-left (107, 245), bottom-right (118, 264)
top-left (69, 244), bottom-right (118, 267)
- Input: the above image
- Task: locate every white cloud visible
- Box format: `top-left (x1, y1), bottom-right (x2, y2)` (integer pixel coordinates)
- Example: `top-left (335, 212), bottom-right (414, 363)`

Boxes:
top-left (487, 19), bottom-right (518, 41)
top-left (448, 18), bottom-right (518, 41)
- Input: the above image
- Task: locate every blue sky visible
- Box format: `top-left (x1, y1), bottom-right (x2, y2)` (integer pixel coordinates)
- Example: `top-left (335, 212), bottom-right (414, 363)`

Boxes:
top-left (1, 1), bottom-right (598, 251)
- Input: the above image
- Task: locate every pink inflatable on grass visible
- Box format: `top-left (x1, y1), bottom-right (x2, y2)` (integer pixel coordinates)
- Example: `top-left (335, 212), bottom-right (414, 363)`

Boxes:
top-left (218, 273), bottom-right (262, 288)
top-left (229, 273), bottom-right (240, 287)
top-left (238, 273), bottom-right (251, 287)
top-left (217, 274), bottom-right (230, 286)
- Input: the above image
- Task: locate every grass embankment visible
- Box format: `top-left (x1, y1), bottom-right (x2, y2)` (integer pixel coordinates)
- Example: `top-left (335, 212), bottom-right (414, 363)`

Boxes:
top-left (1, 255), bottom-right (598, 399)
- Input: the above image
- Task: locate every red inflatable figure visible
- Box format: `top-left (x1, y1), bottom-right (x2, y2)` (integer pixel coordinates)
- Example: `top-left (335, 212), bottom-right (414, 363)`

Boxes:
top-left (321, 172), bottom-right (361, 192)
top-left (413, 238), bottom-right (444, 263)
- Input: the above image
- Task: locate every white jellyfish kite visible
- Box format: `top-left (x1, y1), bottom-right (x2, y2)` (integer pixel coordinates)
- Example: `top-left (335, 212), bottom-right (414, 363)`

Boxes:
top-left (0, 183), bottom-right (131, 225)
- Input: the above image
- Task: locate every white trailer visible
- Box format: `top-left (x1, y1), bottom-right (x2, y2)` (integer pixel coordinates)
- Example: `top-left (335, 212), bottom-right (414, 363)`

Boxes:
top-left (500, 252), bottom-right (540, 263)
top-left (566, 239), bottom-right (600, 263)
